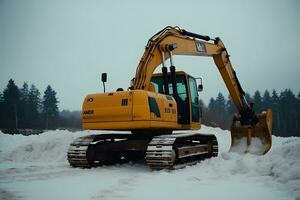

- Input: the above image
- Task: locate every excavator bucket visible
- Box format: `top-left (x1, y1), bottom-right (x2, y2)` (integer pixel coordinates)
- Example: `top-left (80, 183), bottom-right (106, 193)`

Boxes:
top-left (230, 109), bottom-right (272, 155)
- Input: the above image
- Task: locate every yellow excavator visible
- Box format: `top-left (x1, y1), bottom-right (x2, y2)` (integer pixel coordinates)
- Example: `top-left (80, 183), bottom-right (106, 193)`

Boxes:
top-left (68, 26), bottom-right (272, 170)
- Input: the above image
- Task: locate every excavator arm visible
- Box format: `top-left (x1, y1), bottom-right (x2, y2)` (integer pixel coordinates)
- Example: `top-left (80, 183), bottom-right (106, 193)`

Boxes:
top-left (133, 26), bottom-right (272, 155)
top-left (134, 27), bottom-right (247, 110)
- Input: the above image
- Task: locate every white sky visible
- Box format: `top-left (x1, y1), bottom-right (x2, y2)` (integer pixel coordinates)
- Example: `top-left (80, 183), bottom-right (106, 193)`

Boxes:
top-left (1, 0), bottom-right (299, 111)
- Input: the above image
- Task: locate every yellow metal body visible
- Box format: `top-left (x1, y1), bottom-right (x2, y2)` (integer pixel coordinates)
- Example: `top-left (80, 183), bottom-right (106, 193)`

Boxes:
top-left (82, 26), bottom-right (272, 155)
top-left (83, 71), bottom-right (200, 131)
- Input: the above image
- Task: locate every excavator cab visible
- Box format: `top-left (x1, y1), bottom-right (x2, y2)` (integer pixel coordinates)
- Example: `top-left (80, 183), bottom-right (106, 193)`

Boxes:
top-left (151, 71), bottom-right (201, 127)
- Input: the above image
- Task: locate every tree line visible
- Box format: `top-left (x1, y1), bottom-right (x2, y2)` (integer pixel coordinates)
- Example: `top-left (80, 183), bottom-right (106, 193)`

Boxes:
top-left (1, 79), bottom-right (299, 137)
top-left (0, 79), bottom-right (81, 131)
top-left (200, 89), bottom-right (300, 137)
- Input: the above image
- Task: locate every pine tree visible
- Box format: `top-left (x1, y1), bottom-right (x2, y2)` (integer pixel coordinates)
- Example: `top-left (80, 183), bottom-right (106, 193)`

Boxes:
top-left (0, 92), bottom-right (4, 128)
top-left (226, 95), bottom-right (237, 128)
top-left (271, 89), bottom-right (280, 135)
top-left (198, 99), bottom-right (205, 119)
top-left (271, 90), bottom-right (279, 105)
top-left (245, 92), bottom-right (252, 104)
top-left (208, 98), bottom-right (217, 127)
top-left (226, 95), bottom-right (237, 115)
top-left (297, 92), bottom-right (300, 133)
top-left (20, 82), bottom-right (29, 102)
top-left (198, 99), bottom-right (209, 125)
top-left (215, 92), bottom-right (226, 128)
top-left (19, 82), bottom-right (30, 128)
top-left (42, 85), bottom-right (59, 129)
top-left (252, 90), bottom-right (262, 112)
top-left (28, 84), bottom-right (41, 128)
top-left (262, 90), bottom-right (271, 111)
top-left (208, 98), bottom-right (216, 113)
top-left (279, 89), bottom-right (297, 136)
top-left (3, 79), bottom-right (21, 129)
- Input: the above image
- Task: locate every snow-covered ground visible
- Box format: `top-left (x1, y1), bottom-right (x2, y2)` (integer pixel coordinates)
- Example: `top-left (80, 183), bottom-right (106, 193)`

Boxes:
top-left (0, 126), bottom-right (299, 200)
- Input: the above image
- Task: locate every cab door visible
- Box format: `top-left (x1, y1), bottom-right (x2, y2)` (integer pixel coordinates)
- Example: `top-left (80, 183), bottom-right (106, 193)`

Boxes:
top-left (151, 74), bottom-right (190, 124)
top-left (188, 76), bottom-right (200, 122)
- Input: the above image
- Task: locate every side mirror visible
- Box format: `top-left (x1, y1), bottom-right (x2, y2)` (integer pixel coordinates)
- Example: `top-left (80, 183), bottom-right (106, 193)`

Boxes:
top-left (198, 84), bottom-right (203, 92)
top-left (101, 73), bottom-right (107, 93)
top-left (101, 73), bottom-right (107, 82)
top-left (195, 77), bottom-right (203, 92)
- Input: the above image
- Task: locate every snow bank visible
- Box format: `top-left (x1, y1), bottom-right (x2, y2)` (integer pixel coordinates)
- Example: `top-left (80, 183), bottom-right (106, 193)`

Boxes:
top-left (0, 126), bottom-right (299, 199)
top-left (0, 130), bottom-right (88, 163)
top-left (0, 127), bottom-right (230, 164)
top-left (217, 138), bottom-right (300, 199)
top-left (124, 131), bottom-right (300, 200)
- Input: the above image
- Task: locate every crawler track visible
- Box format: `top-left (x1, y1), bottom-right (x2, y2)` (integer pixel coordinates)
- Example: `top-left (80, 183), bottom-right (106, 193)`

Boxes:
top-left (67, 135), bottom-right (97, 168)
top-left (67, 134), bottom-right (150, 168)
top-left (145, 133), bottom-right (218, 170)
top-left (67, 132), bottom-right (218, 170)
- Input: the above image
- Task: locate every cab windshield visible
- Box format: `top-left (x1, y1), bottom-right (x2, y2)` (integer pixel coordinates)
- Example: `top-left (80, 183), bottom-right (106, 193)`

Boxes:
top-left (151, 75), bottom-right (187, 101)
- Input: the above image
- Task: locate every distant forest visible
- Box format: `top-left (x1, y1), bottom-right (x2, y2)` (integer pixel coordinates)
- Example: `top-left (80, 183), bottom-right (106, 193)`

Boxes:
top-left (0, 79), bottom-right (81, 131)
top-left (200, 90), bottom-right (300, 137)
top-left (0, 79), bottom-right (299, 137)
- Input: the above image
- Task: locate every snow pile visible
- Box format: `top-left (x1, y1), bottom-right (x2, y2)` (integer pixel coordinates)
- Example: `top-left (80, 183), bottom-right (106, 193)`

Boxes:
top-left (218, 137), bottom-right (300, 199)
top-left (267, 137), bottom-right (300, 184)
top-left (230, 137), bottom-right (266, 154)
top-left (116, 134), bottom-right (299, 200)
top-left (0, 130), bottom-right (87, 163)
top-left (0, 126), bottom-right (299, 200)
top-left (0, 126), bottom-right (230, 164)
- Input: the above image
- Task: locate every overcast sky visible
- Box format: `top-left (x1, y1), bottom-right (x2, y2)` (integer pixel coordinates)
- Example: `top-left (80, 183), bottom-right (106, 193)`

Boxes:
top-left (1, 0), bottom-right (299, 111)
